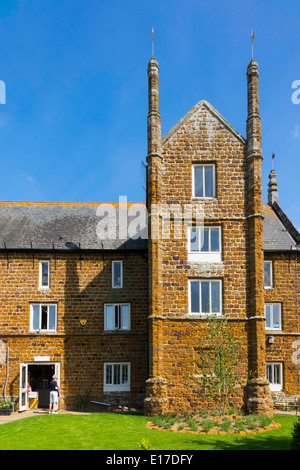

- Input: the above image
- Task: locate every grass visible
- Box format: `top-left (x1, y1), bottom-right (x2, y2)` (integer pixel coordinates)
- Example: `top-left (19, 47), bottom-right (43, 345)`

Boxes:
top-left (0, 412), bottom-right (297, 450)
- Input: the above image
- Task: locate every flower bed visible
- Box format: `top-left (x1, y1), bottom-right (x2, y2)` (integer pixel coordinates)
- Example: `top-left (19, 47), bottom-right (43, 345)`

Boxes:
top-left (147, 411), bottom-right (281, 435)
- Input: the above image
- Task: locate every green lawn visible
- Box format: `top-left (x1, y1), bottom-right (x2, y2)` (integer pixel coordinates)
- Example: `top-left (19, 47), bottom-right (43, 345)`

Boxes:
top-left (0, 413), bottom-right (297, 450)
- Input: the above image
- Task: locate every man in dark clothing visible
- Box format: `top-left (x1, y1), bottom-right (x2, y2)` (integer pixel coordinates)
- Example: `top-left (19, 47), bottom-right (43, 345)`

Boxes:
top-left (49, 374), bottom-right (60, 414)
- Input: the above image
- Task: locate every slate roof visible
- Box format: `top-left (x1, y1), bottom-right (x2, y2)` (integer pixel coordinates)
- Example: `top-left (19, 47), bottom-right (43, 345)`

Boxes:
top-left (0, 200), bottom-right (298, 253)
top-left (263, 203), bottom-right (299, 251)
top-left (0, 202), bottom-right (147, 251)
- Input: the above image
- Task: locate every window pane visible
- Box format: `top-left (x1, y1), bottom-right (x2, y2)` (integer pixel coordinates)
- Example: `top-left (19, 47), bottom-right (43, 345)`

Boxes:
top-left (274, 365), bottom-right (281, 384)
top-left (200, 228), bottom-right (209, 252)
top-left (41, 262), bottom-right (49, 286)
top-left (49, 306), bottom-right (56, 330)
top-left (105, 305), bottom-right (114, 330)
top-left (33, 305), bottom-right (40, 330)
top-left (210, 229), bottom-right (220, 252)
top-left (106, 365), bottom-right (112, 385)
top-left (266, 365), bottom-right (272, 383)
top-left (190, 282), bottom-right (200, 313)
top-left (265, 305), bottom-right (271, 328)
top-left (122, 365), bottom-right (128, 384)
top-left (115, 305), bottom-right (120, 329)
top-left (273, 305), bottom-right (280, 329)
top-left (41, 306), bottom-right (48, 330)
top-left (121, 305), bottom-right (130, 330)
top-left (264, 262), bottom-right (271, 287)
top-left (204, 166), bottom-right (214, 197)
top-left (211, 282), bottom-right (220, 313)
top-left (194, 166), bottom-right (203, 197)
top-left (190, 228), bottom-right (199, 252)
top-left (114, 364), bottom-right (120, 385)
top-left (201, 282), bottom-right (210, 313)
top-left (113, 262), bottom-right (122, 288)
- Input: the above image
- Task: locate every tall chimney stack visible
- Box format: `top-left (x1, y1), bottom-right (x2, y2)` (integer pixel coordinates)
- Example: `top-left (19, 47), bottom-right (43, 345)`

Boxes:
top-left (246, 59), bottom-right (273, 416)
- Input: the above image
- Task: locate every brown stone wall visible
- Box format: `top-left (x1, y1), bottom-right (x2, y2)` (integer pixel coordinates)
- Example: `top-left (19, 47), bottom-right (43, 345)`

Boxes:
top-left (0, 251), bottom-right (148, 410)
top-left (144, 101), bottom-right (255, 415)
top-left (264, 252), bottom-right (300, 396)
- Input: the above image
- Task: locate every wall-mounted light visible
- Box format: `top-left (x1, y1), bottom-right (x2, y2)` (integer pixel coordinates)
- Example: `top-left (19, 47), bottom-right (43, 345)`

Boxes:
top-left (80, 319), bottom-right (87, 326)
top-left (268, 336), bottom-right (274, 344)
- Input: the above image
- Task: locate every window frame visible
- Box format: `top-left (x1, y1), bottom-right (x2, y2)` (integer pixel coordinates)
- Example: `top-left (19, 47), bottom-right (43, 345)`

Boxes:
top-left (266, 362), bottom-right (283, 392)
top-left (192, 164), bottom-right (216, 198)
top-left (265, 303), bottom-right (282, 330)
top-left (112, 260), bottom-right (123, 289)
top-left (189, 279), bottom-right (222, 316)
top-left (103, 362), bottom-right (130, 392)
top-left (39, 260), bottom-right (50, 289)
top-left (188, 226), bottom-right (222, 262)
top-left (264, 261), bottom-right (273, 289)
top-left (104, 303), bottom-right (131, 331)
top-left (30, 303), bottom-right (57, 332)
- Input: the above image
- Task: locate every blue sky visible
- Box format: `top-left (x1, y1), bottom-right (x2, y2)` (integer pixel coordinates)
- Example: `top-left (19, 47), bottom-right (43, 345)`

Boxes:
top-left (0, 0), bottom-right (299, 228)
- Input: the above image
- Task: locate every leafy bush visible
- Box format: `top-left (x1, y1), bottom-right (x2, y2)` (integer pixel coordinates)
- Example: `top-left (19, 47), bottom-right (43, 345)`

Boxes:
top-left (202, 419), bottom-right (215, 433)
top-left (220, 418), bottom-right (231, 433)
top-left (245, 415), bottom-right (259, 430)
top-left (137, 438), bottom-right (151, 450)
top-left (257, 414), bottom-right (272, 428)
top-left (291, 418), bottom-right (300, 450)
top-left (234, 418), bottom-right (246, 432)
top-left (187, 418), bottom-right (198, 432)
top-left (152, 414), bottom-right (175, 429)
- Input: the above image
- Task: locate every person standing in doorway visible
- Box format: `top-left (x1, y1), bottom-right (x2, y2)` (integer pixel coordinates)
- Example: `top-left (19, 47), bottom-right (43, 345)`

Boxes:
top-left (49, 374), bottom-right (61, 414)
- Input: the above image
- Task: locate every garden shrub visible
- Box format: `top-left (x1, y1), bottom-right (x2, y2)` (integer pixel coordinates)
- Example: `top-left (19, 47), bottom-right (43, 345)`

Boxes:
top-left (187, 418), bottom-right (198, 432)
top-left (202, 419), bottom-right (215, 433)
top-left (245, 415), bottom-right (259, 430)
top-left (234, 418), bottom-right (246, 432)
top-left (291, 418), bottom-right (300, 450)
top-left (220, 418), bottom-right (231, 433)
top-left (257, 414), bottom-right (272, 428)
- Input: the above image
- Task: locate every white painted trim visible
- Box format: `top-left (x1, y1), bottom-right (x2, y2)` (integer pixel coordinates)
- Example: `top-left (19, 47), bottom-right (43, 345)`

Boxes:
top-left (264, 260), bottom-right (273, 289)
top-left (265, 303), bottom-right (282, 331)
top-left (192, 164), bottom-right (216, 198)
top-left (188, 279), bottom-right (222, 315)
top-left (104, 303), bottom-right (131, 331)
top-left (103, 362), bottom-right (130, 392)
top-left (39, 260), bottom-right (50, 289)
top-left (112, 260), bottom-right (123, 289)
top-left (30, 303), bottom-right (58, 332)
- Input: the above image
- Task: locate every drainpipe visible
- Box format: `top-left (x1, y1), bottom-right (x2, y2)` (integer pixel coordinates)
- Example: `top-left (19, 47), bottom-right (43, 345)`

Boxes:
top-left (4, 346), bottom-right (9, 402)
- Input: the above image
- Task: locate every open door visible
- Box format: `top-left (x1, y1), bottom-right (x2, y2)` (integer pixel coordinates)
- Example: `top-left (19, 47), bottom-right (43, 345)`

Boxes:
top-left (55, 363), bottom-right (61, 409)
top-left (19, 363), bottom-right (28, 412)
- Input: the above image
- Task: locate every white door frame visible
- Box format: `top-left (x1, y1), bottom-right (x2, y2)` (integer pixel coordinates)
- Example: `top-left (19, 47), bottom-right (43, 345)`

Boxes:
top-left (20, 362), bottom-right (61, 411)
top-left (19, 363), bottom-right (28, 412)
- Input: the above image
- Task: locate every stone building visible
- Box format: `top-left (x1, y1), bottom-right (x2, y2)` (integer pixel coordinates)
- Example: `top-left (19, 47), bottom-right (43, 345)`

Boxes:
top-left (0, 54), bottom-right (299, 415)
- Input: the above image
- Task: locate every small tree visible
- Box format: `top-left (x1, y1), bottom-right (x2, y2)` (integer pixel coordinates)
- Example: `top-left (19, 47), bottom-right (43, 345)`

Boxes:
top-left (191, 315), bottom-right (243, 416)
